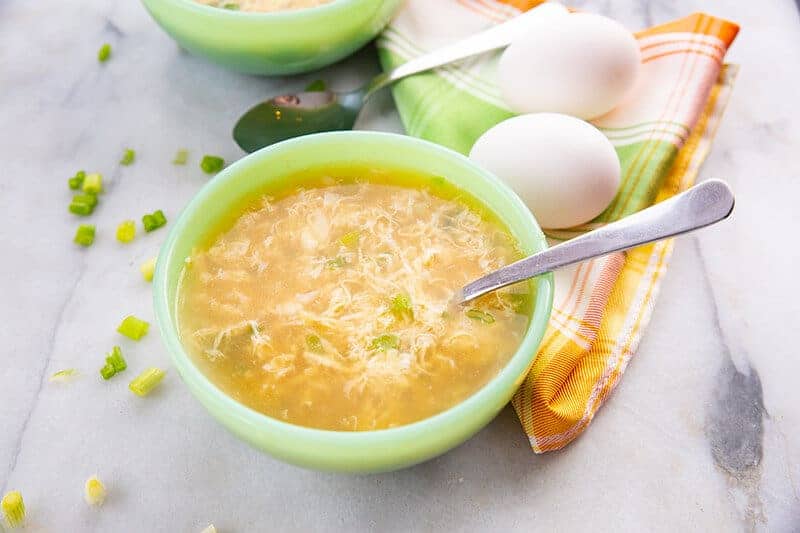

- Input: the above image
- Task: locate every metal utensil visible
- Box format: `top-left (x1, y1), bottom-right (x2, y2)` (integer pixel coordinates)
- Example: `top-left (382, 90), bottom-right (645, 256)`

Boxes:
top-left (456, 179), bottom-right (735, 304)
top-left (232, 3), bottom-right (566, 152)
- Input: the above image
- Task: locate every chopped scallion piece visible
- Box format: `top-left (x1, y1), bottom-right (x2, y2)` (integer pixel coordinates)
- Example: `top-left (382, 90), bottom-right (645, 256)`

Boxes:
top-left (390, 293), bottom-right (413, 320)
top-left (69, 200), bottom-right (92, 216)
top-left (100, 363), bottom-right (116, 380)
top-left (142, 209), bottom-right (167, 232)
top-left (99, 346), bottom-right (127, 380)
top-left (466, 308), bottom-right (495, 324)
top-left (120, 148), bottom-right (135, 166)
top-left (172, 149), bottom-right (189, 165)
top-left (106, 346), bottom-right (127, 373)
top-left (306, 334), bottom-right (324, 353)
top-left (325, 256), bottom-right (346, 269)
top-left (84, 476), bottom-right (107, 506)
top-left (74, 224), bottom-right (96, 247)
top-left (68, 170), bottom-right (86, 190)
top-left (141, 256), bottom-right (157, 282)
top-left (222, 2), bottom-right (239, 9)
top-left (82, 173), bottom-right (103, 194)
top-left (69, 193), bottom-right (98, 216)
top-left (370, 334), bottom-right (399, 352)
top-left (339, 230), bottom-right (360, 248)
top-left (98, 43), bottom-right (112, 62)
top-left (49, 369), bottom-right (79, 383)
top-left (117, 315), bottom-right (150, 340)
top-left (79, 193), bottom-right (98, 208)
top-left (200, 155), bottom-right (225, 174)
top-left (305, 79), bottom-right (326, 92)
top-left (504, 293), bottom-right (531, 314)
top-left (116, 220), bottom-right (136, 243)
top-left (129, 367), bottom-right (166, 397)
top-left (2, 490), bottom-right (25, 529)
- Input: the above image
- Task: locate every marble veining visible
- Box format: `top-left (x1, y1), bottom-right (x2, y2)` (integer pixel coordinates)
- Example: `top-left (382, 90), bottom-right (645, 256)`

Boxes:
top-left (1, 0), bottom-right (799, 531)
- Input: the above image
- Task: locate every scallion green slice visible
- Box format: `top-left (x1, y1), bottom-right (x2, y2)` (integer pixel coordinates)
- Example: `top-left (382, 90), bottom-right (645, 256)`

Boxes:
top-left (117, 315), bottom-right (149, 340)
top-left (84, 476), bottom-right (106, 506)
top-left (68, 170), bottom-right (86, 190)
top-left (69, 193), bottom-right (98, 216)
top-left (140, 256), bottom-right (157, 282)
top-left (106, 346), bottom-right (127, 373)
top-left (116, 220), bottom-right (136, 243)
top-left (100, 363), bottom-right (116, 380)
top-left (129, 367), bottom-right (166, 397)
top-left (120, 148), bottom-right (135, 166)
top-left (389, 293), bottom-right (414, 320)
top-left (98, 43), bottom-right (111, 62)
top-left (172, 149), bottom-right (189, 165)
top-left (466, 308), bottom-right (495, 324)
top-left (142, 210), bottom-right (167, 232)
top-left (1, 490), bottom-right (25, 528)
top-left (49, 369), bottom-right (79, 383)
top-left (325, 256), bottom-right (346, 269)
top-left (200, 155), bottom-right (225, 174)
top-left (82, 173), bottom-right (103, 194)
top-left (370, 334), bottom-right (400, 352)
top-left (306, 334), bottom-right (324, 353)
top-left (74, 224), bottom-right (96, 247)
top-left (339, 230), bottom-right (361, 248)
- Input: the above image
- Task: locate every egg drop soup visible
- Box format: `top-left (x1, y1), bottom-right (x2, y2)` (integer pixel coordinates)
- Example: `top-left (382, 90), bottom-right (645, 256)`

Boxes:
top-left (176, 167), bottom-right (532, 431)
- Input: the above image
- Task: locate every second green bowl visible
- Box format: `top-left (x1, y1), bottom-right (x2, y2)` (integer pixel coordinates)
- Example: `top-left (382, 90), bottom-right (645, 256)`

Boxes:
top-left (141, 0), bottom-right (404, 75)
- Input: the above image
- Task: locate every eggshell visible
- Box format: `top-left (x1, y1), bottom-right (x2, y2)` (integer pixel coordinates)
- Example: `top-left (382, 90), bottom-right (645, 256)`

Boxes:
top-left (469, 113), bottom-right (621, 229)
top-left (498, 13), bottom-right (641, 120)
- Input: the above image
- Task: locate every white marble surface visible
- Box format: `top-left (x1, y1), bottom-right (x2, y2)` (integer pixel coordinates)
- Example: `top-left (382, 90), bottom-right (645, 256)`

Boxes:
top-left (2, 0), bottom-right (800, 531)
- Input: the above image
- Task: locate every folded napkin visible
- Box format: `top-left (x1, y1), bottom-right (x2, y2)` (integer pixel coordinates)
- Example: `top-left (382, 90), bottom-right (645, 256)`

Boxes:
top-left (377, 1), bottom-right (739, 452)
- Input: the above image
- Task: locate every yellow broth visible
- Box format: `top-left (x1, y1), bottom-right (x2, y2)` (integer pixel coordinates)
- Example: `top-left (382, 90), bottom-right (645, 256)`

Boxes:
top-left (177, 168), bottom-right (531, 431)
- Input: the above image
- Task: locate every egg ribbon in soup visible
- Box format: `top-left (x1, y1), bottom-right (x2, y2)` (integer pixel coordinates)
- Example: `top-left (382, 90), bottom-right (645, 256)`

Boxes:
top-left (177, 168), bottom-right (532, 431)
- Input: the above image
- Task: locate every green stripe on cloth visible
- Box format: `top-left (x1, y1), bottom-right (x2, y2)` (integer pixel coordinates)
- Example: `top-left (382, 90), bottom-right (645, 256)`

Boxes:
top-left (598, 142), bottom-right (679, 221)
top-left (378, 48), bottom-right (514, 154)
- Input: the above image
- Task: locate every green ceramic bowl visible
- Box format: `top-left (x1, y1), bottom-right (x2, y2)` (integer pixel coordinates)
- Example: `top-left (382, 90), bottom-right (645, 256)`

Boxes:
top-left (140, 0), bottom-right (403, 75)
top-left (154, 132), bottom-right (554, 472)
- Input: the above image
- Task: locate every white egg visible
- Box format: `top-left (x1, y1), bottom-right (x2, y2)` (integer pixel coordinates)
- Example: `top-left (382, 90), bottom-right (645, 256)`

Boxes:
top-left (469, 113), bottom-right (620, 229)
top-left (498, 13), bottom-right (641, 120)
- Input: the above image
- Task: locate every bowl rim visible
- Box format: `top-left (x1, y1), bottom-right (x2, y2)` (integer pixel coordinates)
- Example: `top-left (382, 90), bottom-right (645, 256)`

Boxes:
top-left (153, 131), bottom-right (554, 453)
top-left (161, 0), bottom-right (362, 19)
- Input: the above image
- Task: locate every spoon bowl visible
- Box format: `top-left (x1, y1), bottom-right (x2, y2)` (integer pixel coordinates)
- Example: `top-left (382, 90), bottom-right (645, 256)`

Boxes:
top-left (233, 90), bottom-right (364, 153)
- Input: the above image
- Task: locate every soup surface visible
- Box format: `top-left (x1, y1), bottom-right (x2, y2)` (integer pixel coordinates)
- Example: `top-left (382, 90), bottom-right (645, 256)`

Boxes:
top-left (196, 0), bottom-right (332, 12)
top-left (177, 168), bottom-right (531, 431)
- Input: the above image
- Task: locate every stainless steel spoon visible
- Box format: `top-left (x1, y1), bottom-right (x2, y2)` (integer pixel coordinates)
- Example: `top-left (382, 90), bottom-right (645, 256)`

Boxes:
top-left (233, 3), bottom-right (567, 152)
top-left (456, 179), bottom-right (735, 304)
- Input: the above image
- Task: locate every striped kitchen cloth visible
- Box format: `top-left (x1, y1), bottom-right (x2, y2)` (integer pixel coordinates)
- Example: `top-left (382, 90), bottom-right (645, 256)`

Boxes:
top-left (377, 1), bottom-right (739, 452)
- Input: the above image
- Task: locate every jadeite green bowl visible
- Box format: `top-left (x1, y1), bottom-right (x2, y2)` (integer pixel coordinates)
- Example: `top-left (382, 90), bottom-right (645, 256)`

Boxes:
top-left (154, 132), bottom-right (554, 473)
top-left (140, 0), bottom-right (403, 75)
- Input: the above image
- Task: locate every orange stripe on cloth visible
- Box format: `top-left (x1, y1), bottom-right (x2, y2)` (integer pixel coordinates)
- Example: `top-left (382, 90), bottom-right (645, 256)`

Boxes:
top-left (493, 0), bottom-right (545, 11)
top-left (512, 254), bottom-right (624, 442)
top-left (607, 13), bottom-right (707, 221)
top-left (636, 12), bottom-right (739, 45)
top-left (515, 64), bottom-right (733, 452)
top-left (643, 49), bottom-right (723, 64)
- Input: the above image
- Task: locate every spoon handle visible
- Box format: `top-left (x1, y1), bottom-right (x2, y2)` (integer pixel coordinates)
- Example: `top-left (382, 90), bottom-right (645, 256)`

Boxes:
top-left (458, 179), bottom-right (735, 304)
top-left (365, 3), bottom-right (566, 97)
